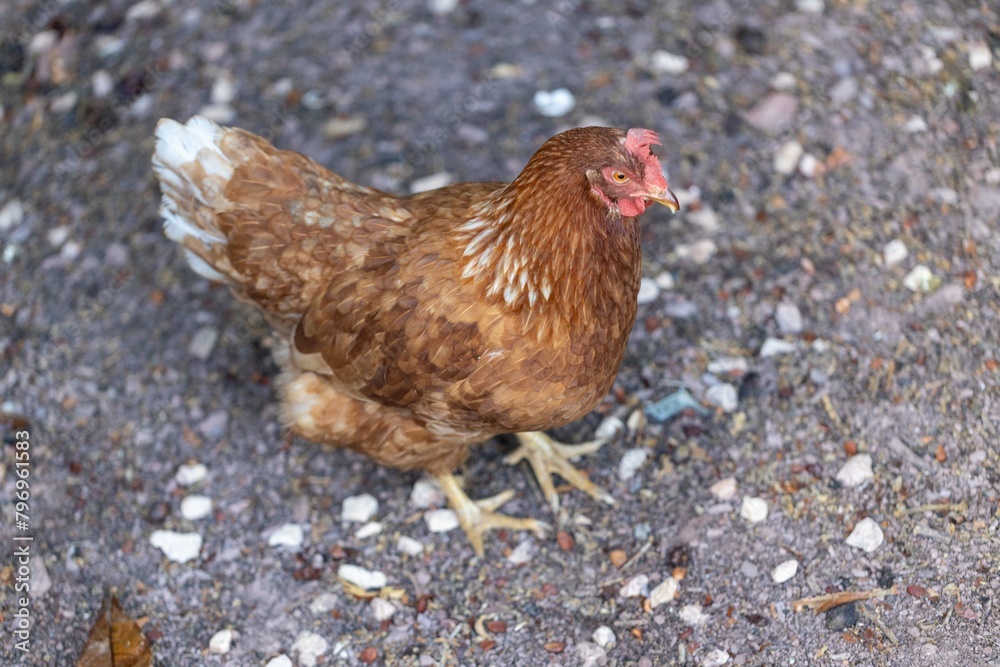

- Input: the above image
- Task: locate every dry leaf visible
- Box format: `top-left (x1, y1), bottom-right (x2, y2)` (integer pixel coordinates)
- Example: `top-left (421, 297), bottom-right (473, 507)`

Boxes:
top-left (77, 595), bottom-right (153, 667)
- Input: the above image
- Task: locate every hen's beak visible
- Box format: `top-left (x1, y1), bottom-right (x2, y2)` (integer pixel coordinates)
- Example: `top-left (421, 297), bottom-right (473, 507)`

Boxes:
top-left (646, 187), bottom-right (680, 213)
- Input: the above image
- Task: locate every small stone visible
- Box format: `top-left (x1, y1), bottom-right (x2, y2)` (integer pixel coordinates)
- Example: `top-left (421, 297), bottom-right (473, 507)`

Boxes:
top-left (825, 601), bottom-right (860, 630)
top-left (619, 574), bottom-right (649, 598)
top-left (150, 530), bottom-right (202, 563)
top-left (396, 535), bottom-right (425, 556)
top-left (211, 74), bottom-right (236, 104)
top-left (770, 72), bottom-right (797, 91)
top-left (29, 557), bottom-right (52, 597)
top-left (707, 357), bottom-right (749, 376)
top-left (594, 416), bottom-right (625, 441)
top-left (50, 91), bottom-right (78, 114)
top-left (92, 70), bottom-right (114, 98)
top-left (355, 521), bottom-right (383, 539)
top-left (198, 103), bottom-right (235, 124)
top-left (705, 383), bottom-right (738, 413)
top-left (28, 30), bottom-right (58, 55)
top-left (798, 153), bottom-right (819, 177)
top-left (740, 496), bottom-right (768, 523)
top-left (126, 0), bottom-right (161, 21)
top-left (410, 171), bottom-right (453, 194)
top-left (618, 448), bottom-right (649, 481)
top-left (409, 478), bottom-right (444, 508)
top-left (323, 116), bottom-right (367, 139)
top-left (180, 494), bottom-right (212, 521)
top-left (577, 642), bottom-right (609, 667)
top-left (645, 50), bottom-right (689, 74)
top-left (760, 337), bottom-right (796, 358)
top-left (679, 604), bottom-right (710, 626)
top-left (309, 593), bottom-right (339, 614)
top-left (795, 0), bottom-right (823, 13)
top-left (175, 462), bottom-right (208, 486)
top-left (701, 648), bottom-right (730, 667)
top-left (424, 508), bottom-right (459, 533)
top-left (649, 577), bottom-right (679, 608)
top-left (292, 631), bottom-right (329, 667)
top-left (655, 272), bottom-right (675, 290)
top-left (709, 477), bottom-right (738, 501)
top-left (533, 88), bottom-right (576, 117)
top-left (265, 656), bottom-right (293, 667)
top-left (267, 523), bottom-right (305, 549)
top-left (903, 115), bottom-right (928, 133)
top-left (506, 539), bottom-right (536, 565)
top-left (846, 517), bottom-right (884, 553)
top-left (903, 265), bottom-right (938, 292)
top-left (771, 559), bottom-right (799, 583)
top-left (47, 226), bottom-right (71, 248)
top-left (188, 326), bottom-right (218, 360)
top-left (883, 239), bottom-right (908, 267)
top-left (969, 42), bottom-right (993, 71)
top-left (775, 301), bottom-right (804, 335)
top-left (342, 493), bottom-right (379, 522)
top-left (0, 199), bottom-right (24, 232)
top-left (197, 410), bottom-right (228, 439)
top-left (773, 140), bottom-right (803, 175)
top-left (675, 238), bottom-right (717, 264)
top-left (836, 453), bottom-right (874, 487)
top-left (686, 206), bottom-right (719, 232)
top-left (829, 76), bottom-right (858, 105)
top-left (370, 597), bottom-right (396, 621)
top-left (208, 629), bottom-right (234, 654)
top-left (663, 298), bottom-right (699, 319)
top-left (428, 0), bottom-right (458, 14)
top-left (338, 564), bottom-right (387, 590)
top-left (744, 93), bottom-right (798, 133)
top-left (592, 625), bottom-right (616, 649)
top-left (740, 561), bottom-right (759, 578)
top-left (636, 277), bottom-right (660, 305)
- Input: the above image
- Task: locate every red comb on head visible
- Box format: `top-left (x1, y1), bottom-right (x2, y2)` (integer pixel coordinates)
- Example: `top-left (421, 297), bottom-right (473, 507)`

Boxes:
top-left (625, 128), bottom-right (667, 189)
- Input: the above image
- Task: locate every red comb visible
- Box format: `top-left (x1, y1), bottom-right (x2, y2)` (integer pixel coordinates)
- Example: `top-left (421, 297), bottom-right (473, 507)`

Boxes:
top-left (625, 128), bottom-right (667, 189)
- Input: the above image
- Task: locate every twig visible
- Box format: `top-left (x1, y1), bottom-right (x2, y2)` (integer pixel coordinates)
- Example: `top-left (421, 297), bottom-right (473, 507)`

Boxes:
top-left (859, 603), bottom-right (899, 646)
top-left (792, 586), bottom-right (898, 613)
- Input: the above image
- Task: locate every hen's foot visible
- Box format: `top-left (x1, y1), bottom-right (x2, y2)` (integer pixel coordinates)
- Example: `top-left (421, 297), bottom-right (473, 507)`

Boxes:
top-left (436, 473), bottom-right (549, 557)
top-left (505, 430), bottom-right (616, 514)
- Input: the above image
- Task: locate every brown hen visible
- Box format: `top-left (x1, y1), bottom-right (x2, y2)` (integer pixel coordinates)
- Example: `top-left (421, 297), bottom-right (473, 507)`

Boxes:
top-left (152, 117), bottom-right (678, 555)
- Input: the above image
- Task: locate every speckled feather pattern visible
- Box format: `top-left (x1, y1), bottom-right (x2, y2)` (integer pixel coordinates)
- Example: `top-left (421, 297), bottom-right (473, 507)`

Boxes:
top-left (155, 119), bottom-right (650, 474)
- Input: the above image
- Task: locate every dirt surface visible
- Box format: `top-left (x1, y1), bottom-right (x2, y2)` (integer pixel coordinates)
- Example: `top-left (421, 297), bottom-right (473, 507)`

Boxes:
top-left (1, 1), bottom-right (999, 665)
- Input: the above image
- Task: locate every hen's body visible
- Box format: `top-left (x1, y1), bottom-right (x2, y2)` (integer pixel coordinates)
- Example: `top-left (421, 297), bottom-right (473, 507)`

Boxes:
top-left (153, 117), bottom-right (674, 554)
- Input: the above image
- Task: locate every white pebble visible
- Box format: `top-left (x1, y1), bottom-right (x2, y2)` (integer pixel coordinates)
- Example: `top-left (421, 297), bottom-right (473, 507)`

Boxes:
top-left (835, 453), bottom-right (874, 487)
top-left (594, 415), bottom-right (625, 441)
top-left (903, 264), bottom-right (935, 292)
top-left (0, 199), bottom-right (25, 231)
top-left (773, 140), bottom-right (804, 175)
top-left (533, 88), bottom-right (576, 117)
top-left (175, 462), bottom-right (208, 486)
top-left (126, 0), bottom-right (162, 21)
top-left (771, 559), bottom-right (799, 583)
top-left (28, 30), bottom-right (58, 55)
top-left (180, 494), bottom-right (213, 521)
top-left (577, 642), bottom-right (608, 667)
top-left (424, 508), bottom-right (459, 533)
top-left (829, 76), bottom-right (858, 105)
top-left (636, 277), bottom-right (660, 304)
top-left (775, 301), bottom-right (804, 335)
top-left (770, 72), bottom-right (797, 91)
top-left (795, 0), bottom-right (823, 13)
top-left (267, 523), bottom-right (305, 549)
top-left (428, 0), bottom-right (458, 14)
top-left (208, 628), bottom-right (234, 654)
top-left (47, 226), bottom-right (70, 247)
top-left (883, 239), bottom-right (908, 267)
top-left (705, 383), bottom-right (738, 413)
top-left (969, 42), bottom-right (993, 71)
top-left (150, 530), bottom-right (202, 564)
top-left (760, 337), bottom-right (796, 358)
top-left (709, 477), bottom-right (738, 501)
top-left (409, 478), bottom-right (444, 509)
top-left (198, 103), bottom-right (235, 124)
top-left (410, 171), bottom-right (453, 194)
top-left (618, 448), bottom-right (649, 481)
top-left (649, 576), bottom-right (679, 608)
top-left (646, 50), bottom-right (690, 74)
top-left (701, 648), bottom-right (731, 667)
top-left (211, 74), bottom-right (236, 104)
top-left (265, 656), bottom-right (292, 667)
top-left (740, 496), bottom-right (768, 523)
top-left (675, 239), bottom-right (718, 264)
top-left (292, 631), bottom-right (329, 667)
top-left (506, 539), bottom-right (536, 565)
top-left (354, 521), bottom-right (383, 539)
top-left (341, 493), bottom-right (379, 523)
top-left (686, 206), bottom-right (720, 232)
top-left (846, 517), bottom-right (884, 553)
top-left (592, 625), bottom-right (617, 649)
top-left (655, 272), bottom-right (675, 290)
top-left (50, 91), bottom-right (78, 114)
top-left (188, 326), bottom-right (218, 360)
top-left (396, 535), bottom-right (425, 556)
top-left (903, 115), bottom-right (928, 133)
top-left (708, 357), bottom-right (749, 376)
top-left (370, 597), bottom-right (396, 621)
top-left (338, 564), bottom-right (387, 590)
top-left (619, 574), bottom-right (649, 598)
top-left (679, 604), bottom-right (710, 626)
top-left (309, 592), bottom-right (339, 614)
top-left (626, 409), bottom-right (646, 436)
top-left (798, 153), bottom-right (819, 178)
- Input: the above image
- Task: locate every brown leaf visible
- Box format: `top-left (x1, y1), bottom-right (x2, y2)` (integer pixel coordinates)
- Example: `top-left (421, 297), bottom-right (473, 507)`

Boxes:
top-left (77, 595), bottom-right (153, 667)
top-left (544, 641), bottom-right (566, 653)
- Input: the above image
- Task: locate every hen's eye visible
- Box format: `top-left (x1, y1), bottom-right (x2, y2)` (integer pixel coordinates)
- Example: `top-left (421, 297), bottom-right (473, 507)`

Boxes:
top-left (612, 171), bottom-right (629, 182)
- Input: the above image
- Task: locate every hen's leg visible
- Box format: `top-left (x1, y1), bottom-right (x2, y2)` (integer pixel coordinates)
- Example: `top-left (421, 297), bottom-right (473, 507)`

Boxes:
top-left (435, 473), bottom-right (549, 557)
top-left (505, 431), bottom-right (616, 513)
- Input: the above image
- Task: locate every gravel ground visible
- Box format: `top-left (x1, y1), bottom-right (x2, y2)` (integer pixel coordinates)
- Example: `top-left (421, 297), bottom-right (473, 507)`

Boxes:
top-left (1, 0), bottom-right (999, 665)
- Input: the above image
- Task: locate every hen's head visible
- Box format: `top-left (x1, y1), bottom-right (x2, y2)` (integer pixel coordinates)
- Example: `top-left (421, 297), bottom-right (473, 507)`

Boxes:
top-left (581, 127), bottom-right (679, 218)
